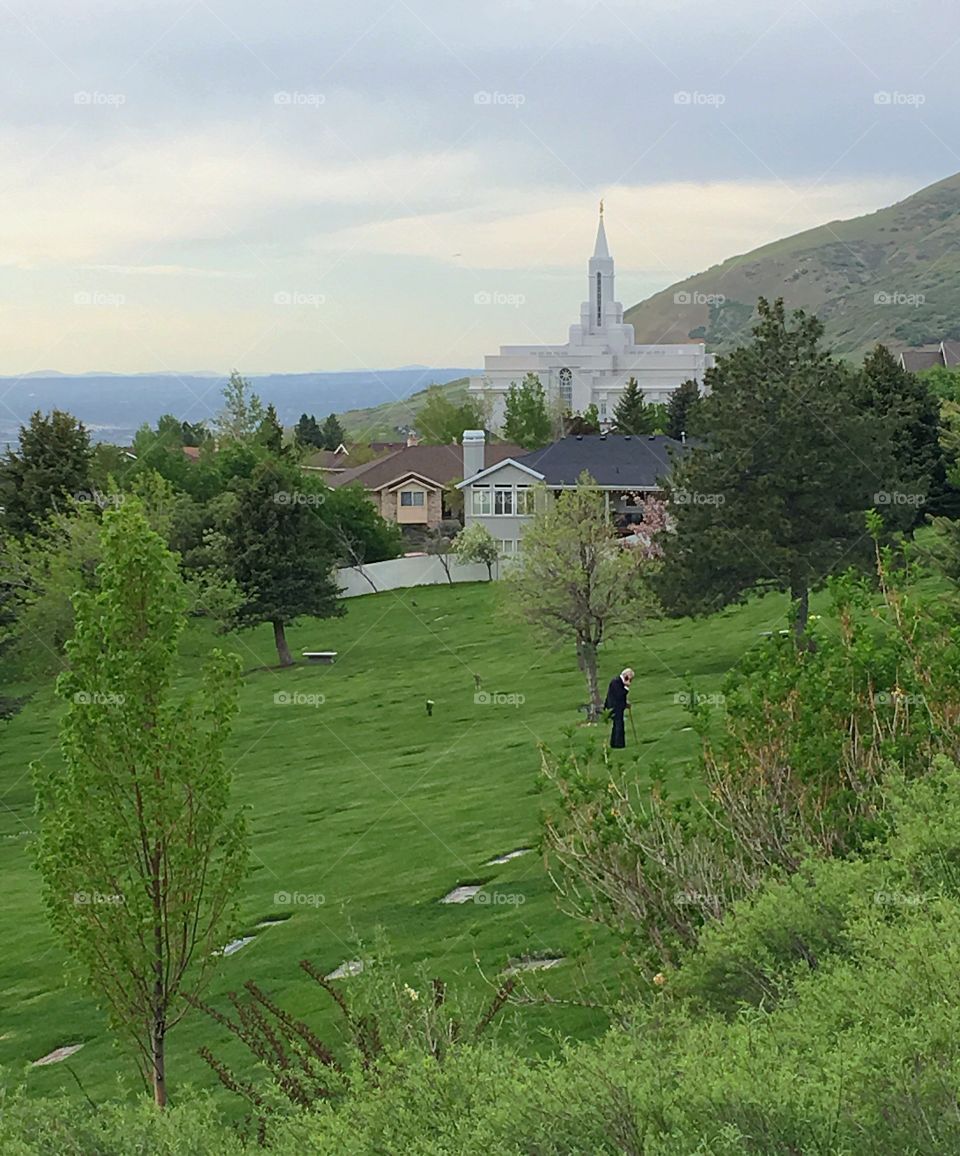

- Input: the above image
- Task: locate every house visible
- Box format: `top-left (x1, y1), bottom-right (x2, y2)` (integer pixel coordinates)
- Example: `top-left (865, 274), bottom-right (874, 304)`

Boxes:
top-left (456, 430), bottom-right (688, 556)
top-left (469, 204), bottom-right (712, 430)
top-left (899, 340), bottom-right (960, 372)
top-left (327, 439), bottom-right (524, 530)
top-left (301, 437), bottom-right (416, 478)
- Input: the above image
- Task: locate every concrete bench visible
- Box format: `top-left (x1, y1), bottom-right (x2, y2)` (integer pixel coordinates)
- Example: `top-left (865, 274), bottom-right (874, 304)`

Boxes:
top-left (302, 651), bottom-right (338, 665)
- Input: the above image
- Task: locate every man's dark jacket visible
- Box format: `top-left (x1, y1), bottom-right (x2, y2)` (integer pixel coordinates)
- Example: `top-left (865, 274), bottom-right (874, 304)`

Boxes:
top-left (604, 676), bottom-right (628, 713)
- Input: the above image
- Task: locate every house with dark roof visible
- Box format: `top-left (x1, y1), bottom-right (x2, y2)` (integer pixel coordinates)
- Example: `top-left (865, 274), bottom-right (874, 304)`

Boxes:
top-left (456, 431), bottom-right (687, 556)
top-left (899, 340), bottom-right (960, 373)
top-left (327, 438), bottom-right (524, 530)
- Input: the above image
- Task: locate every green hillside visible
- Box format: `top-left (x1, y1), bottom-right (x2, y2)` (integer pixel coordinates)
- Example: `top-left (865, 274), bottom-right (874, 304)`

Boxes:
top-left (338, 376), bottom-right (470, 440)
top-left (0, 580), bottom-right (800, 1104)
top-left (624, 171), bottom-right (960, 359)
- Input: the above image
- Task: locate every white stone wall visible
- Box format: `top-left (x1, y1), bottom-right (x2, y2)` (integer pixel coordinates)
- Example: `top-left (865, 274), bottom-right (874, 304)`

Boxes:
top-left (336, 555), bottom-right (497, 598)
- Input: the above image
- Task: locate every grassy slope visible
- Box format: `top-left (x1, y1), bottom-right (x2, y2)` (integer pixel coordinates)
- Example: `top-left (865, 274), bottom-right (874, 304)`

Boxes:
top-left (0, 580), bottom-right (799, 1104)
top-left (624, 171), bottom-right (960, 359)
top-left (338, 377), bottom-right (470, 441)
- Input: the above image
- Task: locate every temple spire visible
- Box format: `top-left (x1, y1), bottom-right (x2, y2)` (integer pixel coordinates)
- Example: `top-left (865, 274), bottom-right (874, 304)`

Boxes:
top-left (593, 201), bottom-right (610, 259)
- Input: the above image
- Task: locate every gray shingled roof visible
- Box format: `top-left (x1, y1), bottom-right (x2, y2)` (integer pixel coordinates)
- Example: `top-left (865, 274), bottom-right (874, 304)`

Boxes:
top-left (513, 434), bottom-right (687, 487)
top-left (900, 349), bottom-right (944, 372)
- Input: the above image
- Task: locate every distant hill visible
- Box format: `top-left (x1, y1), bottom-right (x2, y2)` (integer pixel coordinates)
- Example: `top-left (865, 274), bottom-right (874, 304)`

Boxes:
top-left (337, 377), bottom-right (471, 441)
top-left (624, 171), bottom-right (960, 359)
top-left (0, 368), bottom-right (478, 448)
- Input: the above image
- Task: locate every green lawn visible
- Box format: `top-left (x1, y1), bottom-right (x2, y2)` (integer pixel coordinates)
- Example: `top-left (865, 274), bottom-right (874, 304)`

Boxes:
top-left (0, 579), bottom-right (797, 1104)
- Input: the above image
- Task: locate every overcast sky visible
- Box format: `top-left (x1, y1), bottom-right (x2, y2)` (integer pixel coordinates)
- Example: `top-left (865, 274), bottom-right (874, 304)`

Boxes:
top-left (1, 0), bottom-right (957, 374)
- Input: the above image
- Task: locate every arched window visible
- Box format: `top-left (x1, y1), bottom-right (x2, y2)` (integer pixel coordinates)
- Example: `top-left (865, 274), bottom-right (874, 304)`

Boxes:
top-left (558, 367), bottom-right (573, 409)
top-left (596, 271), bottom-right (602, 325)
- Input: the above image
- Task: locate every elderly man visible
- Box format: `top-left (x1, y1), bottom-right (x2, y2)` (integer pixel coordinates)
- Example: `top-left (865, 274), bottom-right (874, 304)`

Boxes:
top-left (603, 668), bottom-right (634, 749)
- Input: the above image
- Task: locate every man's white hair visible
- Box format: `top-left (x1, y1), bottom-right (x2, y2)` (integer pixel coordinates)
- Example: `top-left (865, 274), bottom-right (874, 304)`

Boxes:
top-left (621, 668), bottom-right (635, 680)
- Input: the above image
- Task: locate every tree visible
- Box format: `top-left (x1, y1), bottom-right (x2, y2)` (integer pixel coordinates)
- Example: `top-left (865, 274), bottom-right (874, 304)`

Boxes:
top-left (32, 498), bottom-right (248, 1107)
top-left (295, 414), bottom-right (324, 450)
top-left (256, 403), bottom-right (285, 455)
top-left (454, 523), bottom-right (500, 580)
top-left (854, 344), bottom-right (948, 523)
top-left (503, 374), bottom-right (551, 448)
top-left (321, 413), bottom-right (346, 451)
top-left (214, 371), bottom-right (265, 443)
top-left (0, 409), bottom-right (93, 537)
top-left (217, 460), bottom-right (343, 665)
top-left (656, 299), bottom-right (894, 643)
top-left (417, 386), bottom-right (486, 445)
top-left (426, 527), bottom-right (455, 585)
top-left (665, 379), bottom-right (701, 441)
top-left (612, 377), bottom-right (655, 435)
top-left (564, 405), bottom-right (601, 436)
top-left (505, 475), bottom-right (658, 718)
top-left (322, 484), bottom-right (403, 592)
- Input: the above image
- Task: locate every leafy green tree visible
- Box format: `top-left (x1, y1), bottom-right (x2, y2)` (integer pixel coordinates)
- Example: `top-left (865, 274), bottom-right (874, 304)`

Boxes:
top-left (612, 377), bottom-right (655, 435)
top-left (0, 409), bottom-right (93, 537)
top-left (564, 406), bottom-right (601, 436)
top-left (665, 379), bottom-right (701, 440)
top-left (417, 386), bottom-right (486, 445)
top-left (656, 299), bottom-right (893, 642)
top-left (855, 344), bottom-right (948, 522)
top-left (295, 413), bottom-right (324, 449)
top-left (214, 371), bottom-right (265, 443)
top-left (217, 460), bottom-right (343, 665)
top-left (32, 498), bottom-right (247, 1107)
top-left (453, 522), bottom-right (500, 580)
top-left (503, 373), bottom-right (551, 448)
top-left (323, 484), bottom-right (403, 568)
top-left (256, 403), bottom-right (285, 455)
top-left (505, 475), bottom-right (658, 718)
top-left (321, 413), bottom-right (346, 451)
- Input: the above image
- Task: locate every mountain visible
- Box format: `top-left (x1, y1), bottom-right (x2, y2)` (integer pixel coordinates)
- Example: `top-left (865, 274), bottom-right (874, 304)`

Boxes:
top-left (0, 368), bottom-right (479, 449)
top-left (624, 171), bottom-right (960, 359)
top-left (338, 377), bottom-right (471, 441)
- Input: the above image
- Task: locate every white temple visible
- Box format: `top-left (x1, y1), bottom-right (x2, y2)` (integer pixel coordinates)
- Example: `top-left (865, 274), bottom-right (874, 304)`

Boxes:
top-left (469, 204), bottom-right (713, 429)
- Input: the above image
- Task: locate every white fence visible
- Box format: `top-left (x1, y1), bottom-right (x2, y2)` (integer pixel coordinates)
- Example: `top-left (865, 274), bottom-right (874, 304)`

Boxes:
top-left (336, 554), bottom-right (499, 598)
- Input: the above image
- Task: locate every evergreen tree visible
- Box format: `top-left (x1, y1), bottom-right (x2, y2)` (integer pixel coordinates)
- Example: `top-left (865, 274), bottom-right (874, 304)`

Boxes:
top-left (665, 379), bottom-right (701, 441)
top-left (503, 373), bottom-right (551, 448)
top-left (0, 409), bottom-right (93, 537)
top-left (294, 414), bottom-right (323, 449)
top-left (256, 403), bottom-right (285, 455)
top-left (320, 413), bottom-right (346, 451)
top-left (612, 378), bottom-right (655, 435)
top-left (855, 344), bottom-right (949, 523)
top-left (656, 298), bottom-right (894, 643)
top-left (217, 460), bottom-right (343, 665)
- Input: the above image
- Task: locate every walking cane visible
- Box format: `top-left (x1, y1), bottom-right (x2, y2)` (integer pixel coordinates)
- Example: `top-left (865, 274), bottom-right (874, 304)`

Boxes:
top-left (628, 705), bottom-right (639, 745)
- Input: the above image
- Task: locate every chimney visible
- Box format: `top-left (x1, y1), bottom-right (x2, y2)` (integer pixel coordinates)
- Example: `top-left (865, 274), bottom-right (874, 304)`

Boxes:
top-left (461, 429), bottom-right (486, 481)
top-left (680, 430), bottom-right (686, 445)
top-left (406, 432), bottom-right (420, 447)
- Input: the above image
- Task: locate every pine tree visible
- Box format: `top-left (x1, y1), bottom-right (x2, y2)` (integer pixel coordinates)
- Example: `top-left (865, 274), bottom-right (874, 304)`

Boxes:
top-left (612, 378), bottom-right (655, 435)
top-left (0, 409), bottom-right (94, 537)
top-left (321, 413), bottom-right (346, 451)
top-left (665, 379), bottom-right (701, 441)
top-left (656, 298), bottom-right (895, 643)
top-left (503, 373), bottom-right (551, 448)
top-left (256, 403), bottom-right (285, 455)
top-left (295, 414), bottom-right (323, 449)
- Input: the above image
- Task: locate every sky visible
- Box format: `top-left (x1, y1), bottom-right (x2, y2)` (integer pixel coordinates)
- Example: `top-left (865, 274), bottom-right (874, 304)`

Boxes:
top-left (1, 0), bottom-right (958, 374)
